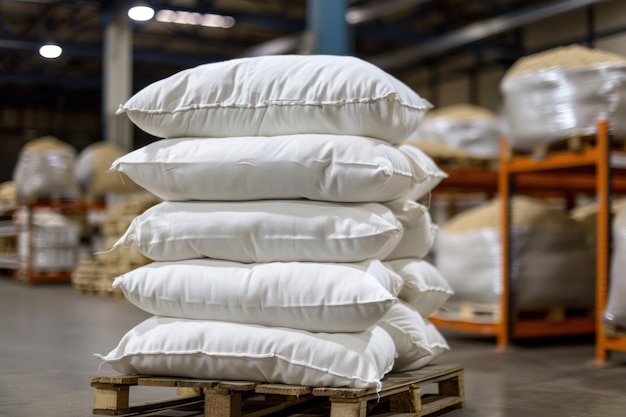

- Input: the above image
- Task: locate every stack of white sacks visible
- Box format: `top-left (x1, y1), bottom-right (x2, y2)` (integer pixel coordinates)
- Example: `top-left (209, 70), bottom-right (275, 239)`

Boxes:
top-left (95, 55), bottom-right (454, 391)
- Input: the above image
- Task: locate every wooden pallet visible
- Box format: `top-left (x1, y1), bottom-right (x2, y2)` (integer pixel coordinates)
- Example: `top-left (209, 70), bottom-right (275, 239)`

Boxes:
top-left (438, 302), bottom-right (593, 323)
top-left (604, 323), bottom-right (626, 338)
top-left (433, 302), bottom-right (595, 339)
top-left (91, 364), bottom-right (464, 417)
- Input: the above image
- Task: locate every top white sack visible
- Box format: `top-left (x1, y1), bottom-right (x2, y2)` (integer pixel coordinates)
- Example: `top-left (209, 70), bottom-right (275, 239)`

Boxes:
top-left (116, 55), bottom-right (432, 143)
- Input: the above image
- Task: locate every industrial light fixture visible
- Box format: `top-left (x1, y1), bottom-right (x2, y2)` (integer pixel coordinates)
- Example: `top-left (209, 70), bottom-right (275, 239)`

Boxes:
top-left (128, 3), bottom-right (155, 22)
top-left (155, 9), bottom-right (235, 28)
top-left (39, 43), bottom-right (62, 59)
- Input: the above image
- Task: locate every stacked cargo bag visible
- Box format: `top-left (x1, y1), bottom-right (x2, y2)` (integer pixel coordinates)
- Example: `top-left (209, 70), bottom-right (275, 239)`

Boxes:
top-left (15, 208), bottom-right (80, 273)
top-left (0, 181), bottom-right (16, 207)
top-left (500, 44), bottom-right (626, 151)
top-left (435, 196), bottom-right (595, 316)
top-left (570, 198), bottom-right (626, 248)
top-left (381, 258), bottom-right (454, 371)
top-left (75, 142), bottom-right (142, 202)
top-left (12, 136), bottom-right (79, 201)
top-left (408, 103), bottom-right (502, 162)
top-left (95, 54), bottom-right (454, 390)
top-left (603, 204), bottom-right (626, 330)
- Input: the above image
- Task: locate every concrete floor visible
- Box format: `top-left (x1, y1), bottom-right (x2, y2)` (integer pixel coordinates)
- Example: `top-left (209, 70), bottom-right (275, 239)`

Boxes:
top-left (1, 277), bottom-right (626, 417)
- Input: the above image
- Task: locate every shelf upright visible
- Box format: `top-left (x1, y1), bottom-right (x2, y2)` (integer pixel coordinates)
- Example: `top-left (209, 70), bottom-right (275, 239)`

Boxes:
top-left (432, 119), bottom-right (626, 350)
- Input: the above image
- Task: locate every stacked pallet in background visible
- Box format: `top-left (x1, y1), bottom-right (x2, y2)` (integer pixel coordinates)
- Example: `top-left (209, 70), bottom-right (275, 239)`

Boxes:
top-left (72, 194), bottom-right (159, 297)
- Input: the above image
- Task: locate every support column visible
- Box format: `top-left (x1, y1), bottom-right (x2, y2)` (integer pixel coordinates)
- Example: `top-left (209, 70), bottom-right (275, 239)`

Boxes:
top-left (103, 7), bottom-right (133, 151)
top-left (307, 0), bottom-right (351, 55)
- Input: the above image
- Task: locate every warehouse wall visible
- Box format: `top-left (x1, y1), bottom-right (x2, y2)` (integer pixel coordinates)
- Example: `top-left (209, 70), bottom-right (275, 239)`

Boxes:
top-left (430, 1), bottom-right (626, 113)
top-left (0, 106), bottom-right (102, 183)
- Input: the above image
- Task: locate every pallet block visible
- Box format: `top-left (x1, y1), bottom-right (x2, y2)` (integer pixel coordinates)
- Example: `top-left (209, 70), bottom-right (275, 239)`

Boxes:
top-left (91, 364), bottom-right (464, 417)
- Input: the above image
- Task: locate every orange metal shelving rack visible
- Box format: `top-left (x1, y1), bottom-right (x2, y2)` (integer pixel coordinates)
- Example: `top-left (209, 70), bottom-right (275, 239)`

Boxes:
top-left (431, 119), bottom-right (626, 358)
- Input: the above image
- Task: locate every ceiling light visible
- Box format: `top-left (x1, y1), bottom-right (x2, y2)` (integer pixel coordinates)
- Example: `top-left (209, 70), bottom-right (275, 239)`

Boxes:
top-left (39, 43), bottom-right (62, 59)
top-left (155, 9), bottom-right (235, 28)
top-left (128, 5), bottom-right (155, 22)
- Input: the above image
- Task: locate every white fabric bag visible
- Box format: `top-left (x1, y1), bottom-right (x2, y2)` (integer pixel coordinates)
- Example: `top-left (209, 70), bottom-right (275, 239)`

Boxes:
top-left (95, 316), bottom-right (396, 390)
top-left (378, 302), bottom-right (432, 372)
top-left (116, 54), bottom-right (432, 143)
top-left (383, 200), bottom-right (438, 260)
top-left (109, 134), bottom-right (444, 203)
top-left (113, 258), bottom-right (402, 333)
top-left (112, 200), bottom-right (403, 263)
top-left (386, 258), bottom-right (454, 317)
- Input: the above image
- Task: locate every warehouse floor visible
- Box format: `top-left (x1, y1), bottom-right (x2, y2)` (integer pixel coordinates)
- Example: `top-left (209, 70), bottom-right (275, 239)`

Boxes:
top-left (1, 277), bottom-right (626, 417)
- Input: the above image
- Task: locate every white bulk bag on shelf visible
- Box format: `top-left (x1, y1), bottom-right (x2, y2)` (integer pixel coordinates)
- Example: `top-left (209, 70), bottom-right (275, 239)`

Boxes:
top-left (604, 205), bottom-right (626, 329)
top-left (500, 45), bottom-right (626, 150)
top-left (12, 136), bottom-right (79, 200)
top-left (15, 209), bottom-right (80, 272)
top-left (413, 104), bottom-right (502, 159)
top-left (435, 197), bottom-right (596, 311)
top-left (75, 142), bottom-right (140, 198)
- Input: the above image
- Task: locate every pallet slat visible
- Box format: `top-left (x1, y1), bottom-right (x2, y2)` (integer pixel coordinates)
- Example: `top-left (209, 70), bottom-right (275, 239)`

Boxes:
top-left (91, 365), bottom-right (464, 417)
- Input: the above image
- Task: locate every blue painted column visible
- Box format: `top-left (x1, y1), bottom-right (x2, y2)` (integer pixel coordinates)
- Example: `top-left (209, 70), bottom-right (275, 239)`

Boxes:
top-left (307, 0), bottom-right (352, 55)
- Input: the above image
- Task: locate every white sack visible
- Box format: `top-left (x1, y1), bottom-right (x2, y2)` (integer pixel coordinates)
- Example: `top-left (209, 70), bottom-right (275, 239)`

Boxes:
top-left (112, 200), bottom-right (403, 263)
top-left (95, 317), bottom-right (396, 390)
top-left (116, 54), bottom-right (432, 143)
top-left (113, 258), bottom-right (402, 333)
top-left (110, 135), bottom-right (446, 203)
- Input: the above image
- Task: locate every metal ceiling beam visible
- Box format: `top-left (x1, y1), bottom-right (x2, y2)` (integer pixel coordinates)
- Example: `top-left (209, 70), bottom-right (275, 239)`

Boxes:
top-left (240, 33), bottom-right (303, 57)
top-left (239, 0), bottom-right (431, 57)
top-left (0, 71), bottom-right (101, 90)
top-left (345, 0), bottom-right (432, 25)
top-left (370, 0), bottom-right (612, 70)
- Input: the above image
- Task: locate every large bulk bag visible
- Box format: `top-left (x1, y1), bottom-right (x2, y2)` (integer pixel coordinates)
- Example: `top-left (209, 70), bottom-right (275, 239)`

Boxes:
top-left (411, 104), bottom-right (502, 159)
top-left (435, 196), bottom-right (595, 311)
top-left (75, 142), bottom-right (140, 199)
top-left (12, 136), bottom-right (78, 200)
top-left (500, 45), bottom-right (626, 151)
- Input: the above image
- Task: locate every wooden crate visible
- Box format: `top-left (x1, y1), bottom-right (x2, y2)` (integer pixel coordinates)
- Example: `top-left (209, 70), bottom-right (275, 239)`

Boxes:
top-left (91, 364), bottom-right (464, 417)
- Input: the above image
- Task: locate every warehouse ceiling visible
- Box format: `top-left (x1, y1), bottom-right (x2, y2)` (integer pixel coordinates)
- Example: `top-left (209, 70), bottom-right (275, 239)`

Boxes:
top-left (0, 0), bottom-right (609, 111)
